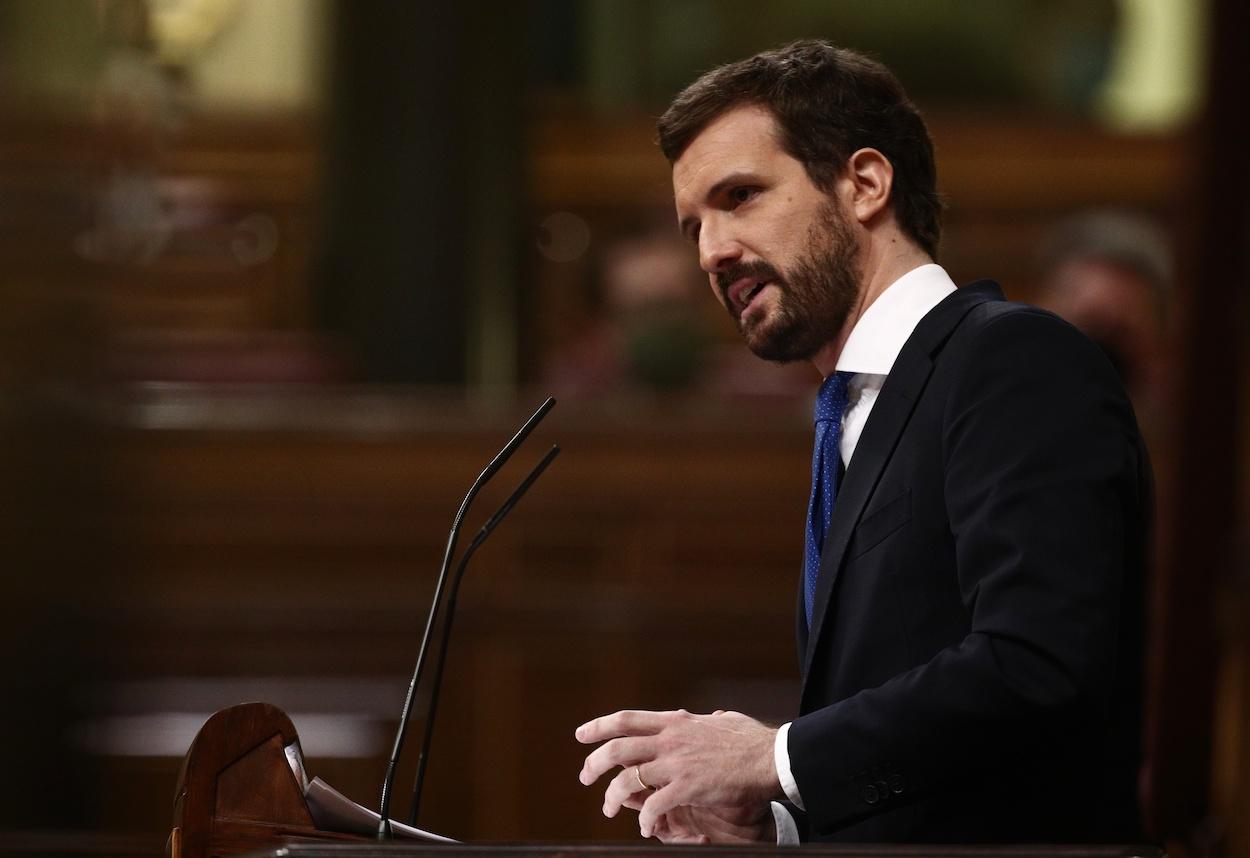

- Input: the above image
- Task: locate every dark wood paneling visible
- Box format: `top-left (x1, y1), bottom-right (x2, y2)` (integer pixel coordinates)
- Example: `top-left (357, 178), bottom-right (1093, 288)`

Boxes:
top-left (87, 393), bottom-right (810, 842)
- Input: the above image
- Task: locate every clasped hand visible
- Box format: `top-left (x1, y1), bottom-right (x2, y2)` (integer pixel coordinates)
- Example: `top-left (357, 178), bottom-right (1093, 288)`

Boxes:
top-left (575, 708), bottom-right (781, 843)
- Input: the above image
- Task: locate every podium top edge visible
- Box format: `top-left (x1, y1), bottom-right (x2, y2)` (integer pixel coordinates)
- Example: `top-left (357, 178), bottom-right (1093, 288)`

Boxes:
top-left (248, 842), bottom-right (1164, 858)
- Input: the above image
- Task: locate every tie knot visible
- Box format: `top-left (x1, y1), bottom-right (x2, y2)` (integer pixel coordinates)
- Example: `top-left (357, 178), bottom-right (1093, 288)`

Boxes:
top-left (814, 371), bottom-right (854, 425)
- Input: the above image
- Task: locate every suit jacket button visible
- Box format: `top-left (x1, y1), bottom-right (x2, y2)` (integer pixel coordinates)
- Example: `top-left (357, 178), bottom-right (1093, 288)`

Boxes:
top-left (861, 784), bottom-right (880, 805)
top-left (888, 774), bottom-right (905, 795)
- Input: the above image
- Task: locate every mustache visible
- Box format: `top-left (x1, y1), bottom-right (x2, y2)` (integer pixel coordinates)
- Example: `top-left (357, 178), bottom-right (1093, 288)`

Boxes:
top-left (715, 260), bottom-right (784, 303)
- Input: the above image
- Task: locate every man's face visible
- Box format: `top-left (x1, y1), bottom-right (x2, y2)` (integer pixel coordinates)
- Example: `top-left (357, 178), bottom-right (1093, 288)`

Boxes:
top-left (672, 104), bottom-right (861, 363)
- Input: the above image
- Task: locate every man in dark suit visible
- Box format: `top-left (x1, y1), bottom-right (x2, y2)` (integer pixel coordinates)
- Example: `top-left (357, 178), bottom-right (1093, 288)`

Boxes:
top-left (576, 41), bottom-right (1149, 844)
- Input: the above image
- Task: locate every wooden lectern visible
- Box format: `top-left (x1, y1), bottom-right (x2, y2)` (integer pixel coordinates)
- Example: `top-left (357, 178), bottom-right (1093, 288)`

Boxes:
top-left (171, 704), bottom-right (1162, 858)
top-left (169, 702), bottom-right (367, 858)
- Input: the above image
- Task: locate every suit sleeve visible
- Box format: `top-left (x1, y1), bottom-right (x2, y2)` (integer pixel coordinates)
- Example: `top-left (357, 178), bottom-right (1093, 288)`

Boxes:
top-left (786, 308), bottom-right (1145, 836)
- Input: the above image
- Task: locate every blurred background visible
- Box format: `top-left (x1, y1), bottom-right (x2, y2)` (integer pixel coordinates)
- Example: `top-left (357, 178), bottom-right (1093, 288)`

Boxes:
top-left (0, 0), bottom-right (1246, 855)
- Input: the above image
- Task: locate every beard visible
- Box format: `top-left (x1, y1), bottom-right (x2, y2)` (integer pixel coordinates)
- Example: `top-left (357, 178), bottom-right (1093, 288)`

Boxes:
top-left (717, 198), bottom-right (861, 363)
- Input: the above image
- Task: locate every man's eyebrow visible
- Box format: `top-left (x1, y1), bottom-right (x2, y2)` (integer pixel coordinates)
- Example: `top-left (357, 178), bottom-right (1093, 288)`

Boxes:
top-left (676, 171), bottom-right (761, 240)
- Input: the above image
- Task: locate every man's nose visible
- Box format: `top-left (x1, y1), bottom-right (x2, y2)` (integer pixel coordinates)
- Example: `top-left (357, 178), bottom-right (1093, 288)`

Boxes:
top-left (698, 219), bottom-right (742, 274)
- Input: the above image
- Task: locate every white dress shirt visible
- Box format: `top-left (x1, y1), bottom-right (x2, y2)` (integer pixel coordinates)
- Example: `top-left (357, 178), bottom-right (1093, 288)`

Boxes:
top-left (770, 263), bottom-right (957, 843)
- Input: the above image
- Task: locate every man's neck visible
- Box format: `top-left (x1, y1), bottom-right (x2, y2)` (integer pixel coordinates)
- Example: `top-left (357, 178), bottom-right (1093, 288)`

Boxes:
top-left (812, 241), bottom-right (933, 377)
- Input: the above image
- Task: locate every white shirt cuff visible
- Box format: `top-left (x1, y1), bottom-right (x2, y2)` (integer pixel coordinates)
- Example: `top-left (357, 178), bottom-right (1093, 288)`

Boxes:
top-left (771, 801), bottom-right (800, 845)
top-left (774, 721), bottom-right (805, 810)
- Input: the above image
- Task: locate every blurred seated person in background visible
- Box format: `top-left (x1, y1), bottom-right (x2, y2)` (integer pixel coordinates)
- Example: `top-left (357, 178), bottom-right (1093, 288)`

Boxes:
top-left (1035, 211), bottom-right (1175, 445)
top-left (542, 226), bottom-right (812, 400)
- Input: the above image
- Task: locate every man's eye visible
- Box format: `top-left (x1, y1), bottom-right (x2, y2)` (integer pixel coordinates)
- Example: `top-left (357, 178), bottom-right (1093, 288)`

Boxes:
top-left (730, 187), bottom-right (757, 204)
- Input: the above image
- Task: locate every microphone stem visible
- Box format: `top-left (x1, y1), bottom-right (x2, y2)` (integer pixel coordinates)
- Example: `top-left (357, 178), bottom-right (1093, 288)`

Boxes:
top-left (408, 444), bottom-right (560, 825)
top-left (376, 398), bottom-right (554, 838)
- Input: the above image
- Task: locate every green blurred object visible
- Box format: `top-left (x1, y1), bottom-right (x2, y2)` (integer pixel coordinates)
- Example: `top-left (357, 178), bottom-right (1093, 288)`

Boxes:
top-left (623, 313), bottom-right (713, 390)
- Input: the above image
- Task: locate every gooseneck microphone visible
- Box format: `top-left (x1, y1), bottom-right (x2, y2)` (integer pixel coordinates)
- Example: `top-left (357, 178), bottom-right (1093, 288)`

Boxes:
top-left (376, 397), bottom-right (556, 839)
top-left (408, 443), bottom-right (560, 825)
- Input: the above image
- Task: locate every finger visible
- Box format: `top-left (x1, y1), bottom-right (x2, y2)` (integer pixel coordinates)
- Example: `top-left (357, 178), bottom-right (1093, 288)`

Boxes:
top-left (646, 815), bottom-right (667, 842)
top-left (602, 767), bottom-right (652, 818)
top-left (651, 806), bottom-right (699, 844)
top-left (652, 815), bottom-right (708, 846)
top-left (649, 815), bottom-right (676, 843)
top-left (604, 788), bottom-right (650, 819)
top-left (575, 710), bottom-right (669, 744)
top-left (639, 783), bottom-right (684, 838)
top-left (665, 834), bottom-right (711, 845)
top-left (579, 736), bottom-right (656, 784)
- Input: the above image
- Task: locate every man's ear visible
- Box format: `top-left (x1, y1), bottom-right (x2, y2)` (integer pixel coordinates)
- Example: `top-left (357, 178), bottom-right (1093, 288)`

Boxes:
top-left (845, 148), bottom-right (893, 225)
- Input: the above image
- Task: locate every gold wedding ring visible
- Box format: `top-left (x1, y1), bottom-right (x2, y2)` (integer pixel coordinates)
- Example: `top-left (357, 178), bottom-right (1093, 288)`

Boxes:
top-left (634, 765), bottom-right (654, 791)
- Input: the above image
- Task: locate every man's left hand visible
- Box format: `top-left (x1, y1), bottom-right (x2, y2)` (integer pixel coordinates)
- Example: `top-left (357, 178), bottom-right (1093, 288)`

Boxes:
top-left (575, 708), bottom-right (781, 838)
top-left (648, 804), bottom-right (777, 844)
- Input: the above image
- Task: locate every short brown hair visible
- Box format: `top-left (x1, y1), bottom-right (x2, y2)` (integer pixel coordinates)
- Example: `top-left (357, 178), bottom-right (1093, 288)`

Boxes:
top-left (658, 40), bottom-right (942, 259)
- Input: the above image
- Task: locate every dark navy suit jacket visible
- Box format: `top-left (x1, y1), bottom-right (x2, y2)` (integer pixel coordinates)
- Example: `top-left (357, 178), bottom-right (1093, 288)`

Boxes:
top-left (787, 282), bottom-right (1149, 843)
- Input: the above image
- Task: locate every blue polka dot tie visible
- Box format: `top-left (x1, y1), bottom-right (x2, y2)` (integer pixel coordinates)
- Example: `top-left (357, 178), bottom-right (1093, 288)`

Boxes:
top-left (804, 371), bottom-right (854, 628)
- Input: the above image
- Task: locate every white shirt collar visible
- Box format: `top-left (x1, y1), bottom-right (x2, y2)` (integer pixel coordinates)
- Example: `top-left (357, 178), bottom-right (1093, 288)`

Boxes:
top-left (835, 263), bottom-right (957, 375)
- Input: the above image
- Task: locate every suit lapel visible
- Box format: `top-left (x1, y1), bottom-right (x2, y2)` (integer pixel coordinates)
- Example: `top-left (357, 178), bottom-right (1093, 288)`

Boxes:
top-left (800, 281), bottom-right (1002, 689)
top-left (800, 345), bottom-right (932, 683)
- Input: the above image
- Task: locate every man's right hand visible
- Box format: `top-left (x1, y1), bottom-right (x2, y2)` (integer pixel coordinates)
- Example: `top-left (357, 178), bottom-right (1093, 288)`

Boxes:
top-left (630, 802), bottom-right (776, 845)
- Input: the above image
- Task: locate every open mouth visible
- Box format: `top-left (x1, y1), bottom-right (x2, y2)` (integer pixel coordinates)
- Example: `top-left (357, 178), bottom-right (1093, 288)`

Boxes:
top-left (731, 279), bottom-right (768, 314)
